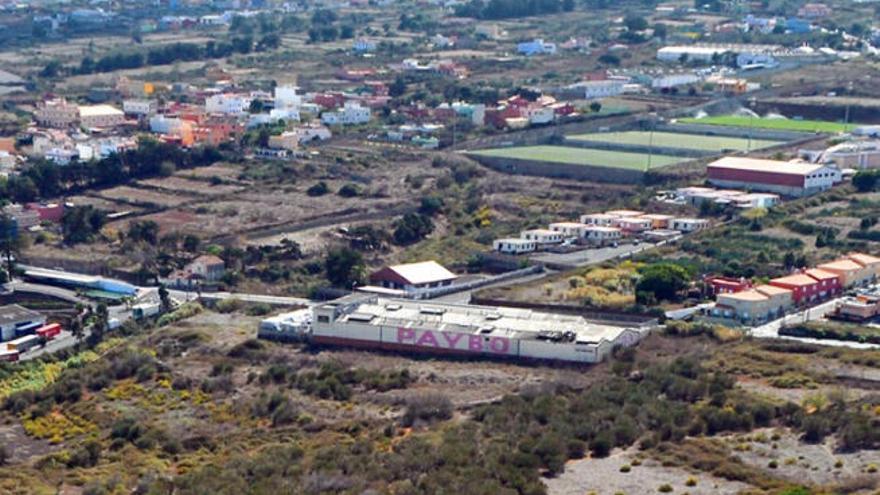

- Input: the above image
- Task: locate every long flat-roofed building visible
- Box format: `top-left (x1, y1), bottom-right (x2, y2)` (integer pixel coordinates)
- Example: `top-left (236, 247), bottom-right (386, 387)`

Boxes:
top-left (707, 157), bottom-right (841, 197)
top-left (312, 294), bottom-right (648, 363)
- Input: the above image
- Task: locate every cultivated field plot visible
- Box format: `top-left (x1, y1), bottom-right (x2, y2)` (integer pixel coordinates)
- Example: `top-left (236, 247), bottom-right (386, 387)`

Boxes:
top-left (568, 131), bottom-right (783, 152)
top-left (137, 177), bottom-right (245, 196)
top-left (95, 186), bottom-right (197, 207)
top-left (175, 163), bottom-right (243, 180)
top-left (470, 146), bottom-right (687, 170)
top-left (679, 115), bottom-right (858, 133)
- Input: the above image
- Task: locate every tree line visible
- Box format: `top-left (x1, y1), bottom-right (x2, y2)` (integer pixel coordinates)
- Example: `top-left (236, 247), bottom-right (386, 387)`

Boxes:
top-left (455, 0), bottom-right (576, 19)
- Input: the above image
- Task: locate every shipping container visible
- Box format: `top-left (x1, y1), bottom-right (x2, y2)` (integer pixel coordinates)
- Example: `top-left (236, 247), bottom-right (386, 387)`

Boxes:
top-left (0, 348), bottom-right (19, 362)
top-left (6, 334), bottom-right (40, 353)
top-left (132, 303), bottom-right (161, 320)
top-left (36, 323), bottom-right (61, 340)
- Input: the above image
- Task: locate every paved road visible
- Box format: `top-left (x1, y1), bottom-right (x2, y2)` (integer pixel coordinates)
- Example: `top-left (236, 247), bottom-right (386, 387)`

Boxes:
top-left (750, 298), bottom-right (879, 350)
top-left (7, 282), bottom-right (91, 306)
top-left (530, 242), bottom-right (655, 268)
top-left (169, 289), bottom-right (311, 307)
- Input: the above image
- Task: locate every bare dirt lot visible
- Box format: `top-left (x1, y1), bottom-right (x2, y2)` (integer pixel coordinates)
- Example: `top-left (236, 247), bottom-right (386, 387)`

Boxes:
top-left (136, 177), bottom-right (246, 196)
top-left (95, 185), bottom-right (198, 208)
top-left (544, 447), bottom-right (752, 495)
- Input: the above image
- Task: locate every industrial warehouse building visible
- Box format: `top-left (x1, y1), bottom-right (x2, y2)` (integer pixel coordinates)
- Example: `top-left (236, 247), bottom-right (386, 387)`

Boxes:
top-left (310, 294), bottom-right (648, 363)
top-left (707, 157), bottom-right (841, 197)
top-left (0, 305), bottom-right (46, 342)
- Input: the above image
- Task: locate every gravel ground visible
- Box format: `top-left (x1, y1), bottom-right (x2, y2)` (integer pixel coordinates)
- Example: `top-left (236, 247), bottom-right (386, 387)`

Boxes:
top-left (726, 429), bottom-right (880, 488)
top-left (544, 447), bottom-right (752, 495)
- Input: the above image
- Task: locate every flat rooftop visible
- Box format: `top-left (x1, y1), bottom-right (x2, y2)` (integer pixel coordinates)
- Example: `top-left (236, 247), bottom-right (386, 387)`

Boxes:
top-left (708, 157), bottom-right (825, 176)
top-left (322, 296), bottom-right (636, 345)
top-left (0, 304), bottom-right (43, 326)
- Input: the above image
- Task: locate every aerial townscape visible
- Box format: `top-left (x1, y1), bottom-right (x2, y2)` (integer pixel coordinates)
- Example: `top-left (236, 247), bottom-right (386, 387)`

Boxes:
top-left (1, 0), bottom-right (880, 493)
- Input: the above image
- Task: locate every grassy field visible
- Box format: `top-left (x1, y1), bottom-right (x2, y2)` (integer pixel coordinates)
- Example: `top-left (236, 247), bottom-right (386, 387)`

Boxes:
top-left (567, 131), bottom-right (783, 152)
top-left (678, 115), bottom-right (859, 133)
top-left (469, 146), bottom-right (687, 170)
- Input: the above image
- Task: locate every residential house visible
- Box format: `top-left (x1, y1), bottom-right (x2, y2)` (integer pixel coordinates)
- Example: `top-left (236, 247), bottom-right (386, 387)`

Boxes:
top-left (707, 276), bottom-right (752, 295)
top-left (848, 252), bottom-right (880, 281)
top-left (712, 284), bottom-right (792, 324)
top-left (123, 99), bottom-right (157, 117)
top-left (614, 217), bottom-right (653, 234)
top-left (583, 226), bottom-right (622, 246)
top-left (187, 255), bottom-right (226, 282)
top-left (206, 93), bottom-right (251, 115)
top-left (671, 218), bottom-right (710, 232)
top-left (605, 210), bottom-right (644, 219)
top-left (804, 268), bottom-right (842, 299)
top-left (640, 214), bottom-right (675, 229)
top-left (769, 273), bottom-right (824, 305)
top-left (817, 258), bottom-right (873, 288)
top-left (580, 213), bottom-right (618, 226)
top-left (369, 261), bottom-right (457, 292)
top-left (520, 229), bottom-right (563, 245)
top-left (321, 102), bottom-right (371, 125)
top-left (493, 238), bottom-right (537, 254)
top-left (549, 222), bottom-right (589, 239)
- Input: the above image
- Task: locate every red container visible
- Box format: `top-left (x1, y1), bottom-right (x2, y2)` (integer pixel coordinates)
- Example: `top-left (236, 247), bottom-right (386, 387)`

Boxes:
top-left (36, 323), bottom-right (62, 340)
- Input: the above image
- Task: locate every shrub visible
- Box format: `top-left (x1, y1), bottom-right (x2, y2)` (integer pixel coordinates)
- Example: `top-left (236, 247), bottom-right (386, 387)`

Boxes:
top-left (306, 181), bottom-right (329, 196)
top-left (685, 477), bottom-right (697, 487)
top-left (215, 298), bottom-right (245, 313)
top-left (401, 393), bottom-right (453, 427)
top-left (658, 484), bottom-right (673, 493)
top-left (337, 184), bottom-right (360, 197)
top-left (620, 464), bottom-right (631, 473)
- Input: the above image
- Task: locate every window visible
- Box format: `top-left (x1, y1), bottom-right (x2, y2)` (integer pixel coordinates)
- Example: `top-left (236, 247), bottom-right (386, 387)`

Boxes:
top-left (317, 315), bottom-right (329, 323)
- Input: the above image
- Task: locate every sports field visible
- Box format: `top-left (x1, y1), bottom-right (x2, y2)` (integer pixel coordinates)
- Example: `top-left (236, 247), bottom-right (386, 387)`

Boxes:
top-left (678, 115), bottom-right (859, 133)
top-left (567, 131), bottom-right (782, 152)
top-left (469, 146), bottom-right (687, 170)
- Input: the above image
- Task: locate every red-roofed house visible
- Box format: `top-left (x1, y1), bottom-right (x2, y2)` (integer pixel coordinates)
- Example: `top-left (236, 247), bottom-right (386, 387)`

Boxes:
top-left (369, 261), bottom-right (458, 293)
top-left (804, 268), bottom-right (841, 299)
top-left (707, 276), bottom-right (752, 295)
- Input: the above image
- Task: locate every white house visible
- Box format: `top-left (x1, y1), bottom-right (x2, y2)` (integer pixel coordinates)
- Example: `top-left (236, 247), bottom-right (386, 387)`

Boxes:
top-left (206, 94), bottom-right (252, 115)
top-left (580, 213), bottom-right (618, 226)
top-left (527, 107), bottom-right (555, 125)
top-left (321, 101), bottom-right (371, 126)
top-left (275, 85), bottom-right (302, 110)
top-left (520, 229), bottom-right (563, 245)
top-left (651, 73), bottom-right (701, 90)
top-left (583, 226), bottom-right (622, 245)
top-left (493, 238), bottom-right (537, 254)
top-left (672, 218), bottom-right (710, 232)
top-left (571, 79), bottom-right (627, 99)
top-left (149, 115), bottom-right (185, 135)
top-left (549, 222), bottom-right (589, 238)
top-left (122, 99), bottom-right (157, 117)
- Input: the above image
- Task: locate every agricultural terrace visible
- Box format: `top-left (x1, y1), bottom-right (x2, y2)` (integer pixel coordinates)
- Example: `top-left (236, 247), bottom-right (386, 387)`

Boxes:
top-left (678, 115), bottom-right (860, 133)
top-left (469, 146), bottom-right (687, 170)
top-left (567, 131), bottom-right (783, 152)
